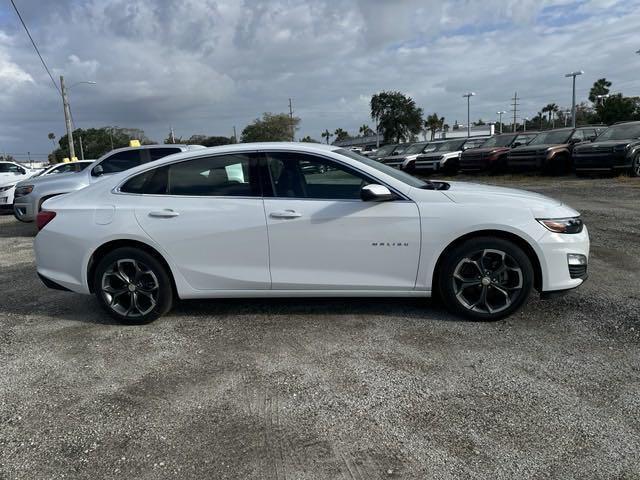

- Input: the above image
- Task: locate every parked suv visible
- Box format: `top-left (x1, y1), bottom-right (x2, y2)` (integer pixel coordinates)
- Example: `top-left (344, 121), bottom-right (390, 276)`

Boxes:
top-left (13, 144), bottom-right (204, 222)
top-left (459, 133), bottom-right (537, 172)
top-left (406, 137), bottom-right (489, 174)
top-left (507, 126), bottom-right (604, 173)
top-left (573, 121), bottom-right (640, 176)
top-left (380, 141), bottom-right (443, 169)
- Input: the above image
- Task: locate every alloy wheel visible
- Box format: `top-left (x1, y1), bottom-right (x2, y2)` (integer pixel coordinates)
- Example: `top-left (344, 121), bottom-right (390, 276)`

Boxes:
top-left (452, 249), bottom-right (524, 314)
top-left (101, 259), bottom-right (159, 318)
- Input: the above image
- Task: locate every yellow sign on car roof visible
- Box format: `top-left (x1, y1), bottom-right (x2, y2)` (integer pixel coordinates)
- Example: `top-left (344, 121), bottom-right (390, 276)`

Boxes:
top-left (129, 140), bottom-right (141, 147)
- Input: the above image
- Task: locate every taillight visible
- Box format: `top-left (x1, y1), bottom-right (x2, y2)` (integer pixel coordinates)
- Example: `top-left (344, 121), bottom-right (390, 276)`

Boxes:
top-left (36, 211), bottom-right (56, 231)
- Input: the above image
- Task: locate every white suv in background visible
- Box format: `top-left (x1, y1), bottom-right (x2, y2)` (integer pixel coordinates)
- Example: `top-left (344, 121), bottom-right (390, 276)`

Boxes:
top-left (406, 137), bottom-right (489, 174)
top-left (13, 145), bottom-right (203, 222)
top-left (0, 161), bottom-right (35, 211)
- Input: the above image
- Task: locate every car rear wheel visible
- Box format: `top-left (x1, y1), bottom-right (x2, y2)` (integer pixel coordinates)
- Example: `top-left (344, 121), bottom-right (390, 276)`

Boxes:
top-left (94, 247), bottom-right (173, 324)
top-left (437, 237), bottom-right (533, 321)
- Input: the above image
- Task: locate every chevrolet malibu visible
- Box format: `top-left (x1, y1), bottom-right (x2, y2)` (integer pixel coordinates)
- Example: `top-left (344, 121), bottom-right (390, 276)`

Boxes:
top-left (34, 143), bottom-right (589, 324)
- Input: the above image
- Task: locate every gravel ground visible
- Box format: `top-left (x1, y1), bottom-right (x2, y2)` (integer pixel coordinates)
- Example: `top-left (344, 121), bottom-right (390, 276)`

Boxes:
top-left (0, 175), bottom-right (639, 479)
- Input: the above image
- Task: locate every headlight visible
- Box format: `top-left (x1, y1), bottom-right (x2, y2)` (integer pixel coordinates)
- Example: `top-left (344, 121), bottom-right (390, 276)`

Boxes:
top-left (14, 185), bottom-right (34, 197)
top-left (0, 184), bottom-right (15, 192)
top-left (537, 217), bottom-right (584, 234)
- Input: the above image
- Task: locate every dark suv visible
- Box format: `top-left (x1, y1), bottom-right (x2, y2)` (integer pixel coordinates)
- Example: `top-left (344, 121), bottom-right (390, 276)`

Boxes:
top-left (507, 126), bottom-right (605, 174)
top-left (573, 121), bottom-right (640, 176)
top-left (460, 132), bottom-right (537, 172)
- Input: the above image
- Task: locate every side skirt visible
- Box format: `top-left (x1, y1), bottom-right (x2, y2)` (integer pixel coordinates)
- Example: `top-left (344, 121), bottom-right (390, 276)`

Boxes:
top-left (179, 289), bottom-right (431, 300)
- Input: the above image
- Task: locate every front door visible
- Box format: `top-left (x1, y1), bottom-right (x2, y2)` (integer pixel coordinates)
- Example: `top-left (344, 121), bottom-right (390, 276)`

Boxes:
top-left (261, 151), bottom-right (421, 290)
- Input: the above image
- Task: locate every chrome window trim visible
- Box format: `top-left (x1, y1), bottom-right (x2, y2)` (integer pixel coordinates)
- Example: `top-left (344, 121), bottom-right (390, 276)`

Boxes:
top-left (113, 149), bottom-right (413, 202)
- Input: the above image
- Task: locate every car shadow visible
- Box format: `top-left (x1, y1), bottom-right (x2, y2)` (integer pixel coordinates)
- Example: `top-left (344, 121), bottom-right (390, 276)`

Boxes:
top-left (0, 261), bottom-right (463, 325)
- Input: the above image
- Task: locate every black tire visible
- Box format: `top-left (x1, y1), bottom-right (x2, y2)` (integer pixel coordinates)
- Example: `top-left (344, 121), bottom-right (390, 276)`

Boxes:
top-left (93, 247), bottom-right (174, 324)
top-left (442, 158), bottom-right (459, 175)
top-left (437, 237), bottom-right (534, 321)
top-left (544, 155), bottom-right (569, 176)
top-left (631, 154), bottom-right (640, 177)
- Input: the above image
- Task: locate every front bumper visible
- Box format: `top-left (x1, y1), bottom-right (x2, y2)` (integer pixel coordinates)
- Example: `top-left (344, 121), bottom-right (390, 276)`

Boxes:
top-left (538, 226), bottom-right (590, 293)
top-left (573, 152), bottom-right (630, 171)
top-left (12, 196), bottom-right (36, 222)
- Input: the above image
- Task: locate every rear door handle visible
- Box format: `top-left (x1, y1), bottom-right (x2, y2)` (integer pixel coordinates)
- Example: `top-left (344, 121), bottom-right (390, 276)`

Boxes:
top-left (149, 209), bottom-right (179, 218)
top-left (269, 209), bottom-right (302, 219)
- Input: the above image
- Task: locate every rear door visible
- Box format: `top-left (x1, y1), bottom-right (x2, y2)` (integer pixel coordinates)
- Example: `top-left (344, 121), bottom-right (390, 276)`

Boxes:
top-left (124, 152), bottom-right (270, 291)
top-left (261, 151), bottom-right (421, 291)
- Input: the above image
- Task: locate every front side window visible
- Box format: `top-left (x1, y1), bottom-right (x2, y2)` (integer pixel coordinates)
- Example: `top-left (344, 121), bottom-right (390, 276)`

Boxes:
top-left (528, 130), bottom-right (572, 145)
top-left (266, 152), bottom-right (370, 200)
top-left (95, 150), bottom-right (142, 175)
top-left (121, 154), bottom-right (258, 197)
top-left (513, 134), bottom-right (535, 146)
top-left (481, 135), bottom-right (516, 148)
top-left (571, 129), bottom-right (586, 141)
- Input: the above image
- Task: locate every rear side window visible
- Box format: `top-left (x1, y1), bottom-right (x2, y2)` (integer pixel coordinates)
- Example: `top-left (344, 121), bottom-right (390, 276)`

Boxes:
top-left (121, 154), bottom-right (259, 197)
top-left (148, 147), bottom-right (182, 161)
top-left (95, 150), bottom-right (142, 175)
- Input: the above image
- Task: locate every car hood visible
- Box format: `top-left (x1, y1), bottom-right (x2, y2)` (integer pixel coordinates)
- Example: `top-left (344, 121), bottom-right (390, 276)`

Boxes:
top-left (462, 147), bottom-right (509, 156)
top-left (415, 181), bottom-right (577, 218)
top-left (511, 143), bottom-right (565, 153)
top-left (574, 140), bottom-right (637, 151)
top-left (16, 170), bottom-right (89, 191)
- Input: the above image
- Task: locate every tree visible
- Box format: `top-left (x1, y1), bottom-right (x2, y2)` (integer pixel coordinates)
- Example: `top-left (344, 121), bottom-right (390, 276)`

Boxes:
top-left (0, 154), bottom-right (15, 162)
top-left (47, 132), bottom-right (56, 149)
top-left (52, 126), bottom-right (150, 162)
top-left (334, 128), bottom-right (349, 142)
top-left (474, 118), bottom-right (486, 126)
top-left (241, 113), bottom-right (300, 143)
top-left (300, 136), bottom-right (319, 143)
top-left (424, 113), bottom-right (444, 140)
top-left (589, 78), bottom-right (612, 103)
top-left (542, 103), bottom-right (559, 128)
top-left (321, 129), bottom-right (333, 144)
top-left (370, 91), bottom-right (423, 143)
top-left (595, 94), bottom-right (640, 124)
top-left (359, 124), bottom-right (373, 136)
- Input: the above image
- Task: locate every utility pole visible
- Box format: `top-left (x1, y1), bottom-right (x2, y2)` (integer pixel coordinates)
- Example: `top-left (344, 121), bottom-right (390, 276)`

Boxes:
top-left (288, 98), bottom-right (294, 141)
top-left (462, 92), bottom-right (475, 137)
top-left (60, 76), bottom-right (75, 160)
top-left (510, 92), bottom-right (519, 132)
top-left (79, 136), bottom-right (85, 160)
top-left (565, 71), bottom-right (583, 128)
top-left (27, 151), bottom-right (31, 168)
top-left (233, 126), bottom-right (237, 143)
top-left (496, 111), bottom-right (506, 134)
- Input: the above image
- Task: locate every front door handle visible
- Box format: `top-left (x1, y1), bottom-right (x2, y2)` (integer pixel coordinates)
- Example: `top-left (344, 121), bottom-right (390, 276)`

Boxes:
top-left (270, 209), bottom-right (302, 219)
top-left (149, 209), bottom-right (179, 218)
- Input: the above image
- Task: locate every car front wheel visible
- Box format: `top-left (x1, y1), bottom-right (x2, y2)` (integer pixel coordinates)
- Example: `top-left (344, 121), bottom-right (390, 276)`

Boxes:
top-left (94, 247), bottom-right (174, 324)
top-left (631, 155), bottom-right (640, 177)
top-left (438, 237), bottom-right (534, 321)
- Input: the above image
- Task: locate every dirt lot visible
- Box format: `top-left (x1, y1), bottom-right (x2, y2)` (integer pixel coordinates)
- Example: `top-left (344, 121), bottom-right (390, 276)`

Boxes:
top-left (1, 175), bottom-right (639, 479)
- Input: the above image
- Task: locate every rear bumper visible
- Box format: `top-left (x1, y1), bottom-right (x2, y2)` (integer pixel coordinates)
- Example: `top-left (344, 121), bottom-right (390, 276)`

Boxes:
top-left (38, 272), bottom-right (72, 292)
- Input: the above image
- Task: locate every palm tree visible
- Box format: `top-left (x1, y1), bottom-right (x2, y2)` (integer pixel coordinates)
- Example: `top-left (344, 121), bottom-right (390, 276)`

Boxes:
top-left (321, 129), bottom-right (333, 144)
top-left (424, 113), bottom-right (445, 140)
top-left (47, 132), bottom-right (56, 149)
top-left (542, 104), bottom-right (559, 129)
top-left (334, 128), bottom-right (349, 142)
top-left (359, 124), bottom-right (373, 136)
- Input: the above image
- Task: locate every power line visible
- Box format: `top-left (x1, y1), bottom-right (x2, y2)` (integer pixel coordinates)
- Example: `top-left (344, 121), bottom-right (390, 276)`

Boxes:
top-left (9, 0), bottom-right (60, 94)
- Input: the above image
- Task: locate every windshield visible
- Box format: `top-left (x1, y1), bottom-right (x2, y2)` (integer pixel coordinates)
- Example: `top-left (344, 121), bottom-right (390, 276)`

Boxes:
top-left (391, 144), bottom-right (410, 155)
top-left (596, 123), bottom-right (640, 141)
top-left (370, 144), bottom-right (395, 158)
top-left (434, 140), bottom-right (465, 152)
top-left (527, 130), bottom-right (572, 145)
top-left (405, 143), bottom-right (429, 154)
top-left (336, 149), bottom-right (427, 188)
top-left (481, 135), bottom-right (517, 148)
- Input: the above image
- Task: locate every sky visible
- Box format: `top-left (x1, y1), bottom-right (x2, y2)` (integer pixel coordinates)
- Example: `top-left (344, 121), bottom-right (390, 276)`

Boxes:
top-left (1, 0), bottom-right (639, 162)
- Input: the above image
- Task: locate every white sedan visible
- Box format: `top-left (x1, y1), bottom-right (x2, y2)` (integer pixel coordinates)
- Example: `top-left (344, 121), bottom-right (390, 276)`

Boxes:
top-left (0, 161), bottom-right (34, 209)
top-left (34, 143), bottom-right (589, 324)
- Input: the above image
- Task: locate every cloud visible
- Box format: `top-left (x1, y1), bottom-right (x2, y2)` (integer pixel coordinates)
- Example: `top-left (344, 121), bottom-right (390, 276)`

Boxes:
top-left (0, 0), bottom-right (639, 158)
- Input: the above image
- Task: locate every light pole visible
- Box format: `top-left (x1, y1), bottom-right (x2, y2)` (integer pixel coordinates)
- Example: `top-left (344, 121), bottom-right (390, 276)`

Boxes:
top-left (595, 94), bottom-right (610, 105)
top-left (496, 111), bottom-right (506, 134)
top-left (564, 71), bottom-right (583, 128)
top-left (462, 92), bottom-right (475, 137)
top-left (60, 77), bottom-right (96, 160)
top-left (523, 117), bottom-right (529, 132)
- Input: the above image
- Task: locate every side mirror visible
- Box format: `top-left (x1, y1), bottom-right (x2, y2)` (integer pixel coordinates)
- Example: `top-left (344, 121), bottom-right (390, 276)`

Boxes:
top-left (512, 142), bottom-right (522, 148)
top-left (568, 138), bottom-right (582, 145)
top-left (93, 164), bottom-right (104, 176)
top-left (361, 184), bottom-right (394, 202)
